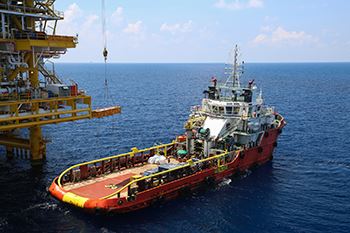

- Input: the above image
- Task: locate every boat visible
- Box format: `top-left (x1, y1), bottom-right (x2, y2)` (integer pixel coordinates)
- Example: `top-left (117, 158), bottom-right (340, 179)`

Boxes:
top-left (49, 45), bottom-right (286, 213)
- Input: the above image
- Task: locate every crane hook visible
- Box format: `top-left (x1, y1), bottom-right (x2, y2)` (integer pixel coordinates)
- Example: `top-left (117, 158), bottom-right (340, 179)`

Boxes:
top-left (103, 47), bottom-right (108, 62)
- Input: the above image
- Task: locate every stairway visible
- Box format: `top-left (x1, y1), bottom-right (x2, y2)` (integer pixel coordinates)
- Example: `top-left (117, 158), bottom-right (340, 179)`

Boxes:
top-left (38, 63), bottom-right (63, 84)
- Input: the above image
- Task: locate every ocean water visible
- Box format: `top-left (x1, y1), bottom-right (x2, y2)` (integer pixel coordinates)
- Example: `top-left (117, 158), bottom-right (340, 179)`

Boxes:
top-left (0, 63), bottom-right (349, 233)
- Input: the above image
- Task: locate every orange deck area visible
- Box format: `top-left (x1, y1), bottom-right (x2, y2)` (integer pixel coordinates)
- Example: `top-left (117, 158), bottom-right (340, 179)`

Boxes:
top-left (69, 173), bottom-right (135, 199)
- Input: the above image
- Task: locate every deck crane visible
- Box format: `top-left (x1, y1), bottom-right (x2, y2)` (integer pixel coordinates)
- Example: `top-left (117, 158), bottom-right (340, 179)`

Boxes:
top-left (0, 0), bottom-right (120, 165)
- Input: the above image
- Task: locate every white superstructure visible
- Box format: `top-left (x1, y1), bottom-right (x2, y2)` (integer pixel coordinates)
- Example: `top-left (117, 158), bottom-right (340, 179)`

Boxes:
top-left (184, 45), bottom-right (278, 157)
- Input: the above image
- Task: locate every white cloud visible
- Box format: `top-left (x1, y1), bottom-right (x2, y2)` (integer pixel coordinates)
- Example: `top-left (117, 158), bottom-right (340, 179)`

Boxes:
top-left (253, 34), bottom-right (267, 43)
top-left (64, 3), bottom-right (82, 22)
top-left (123, 21), bottom-right (143, 34)
top-left (214, 0), bottom-right (263, 10)
top-left (111, 7), bottom-right (123, 25)
top-left (253, 26), bottom-right (318, 45)
top-left (248, 0), bottom-right (263, 8)
top-left (271, 27), bottom-right (313, 42)
top-left (56, 3), bottom-right (83, 35)
top-left (160, 20), bottom-right (193, 34)
top-left (83, 15), bottom-right (99, 28)
top-left (260, 25), bottom-right (271, 32)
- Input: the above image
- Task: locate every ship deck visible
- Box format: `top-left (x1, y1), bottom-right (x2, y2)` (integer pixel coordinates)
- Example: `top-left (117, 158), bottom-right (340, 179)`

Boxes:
top-left (62, 158), bottom-right (179, 199)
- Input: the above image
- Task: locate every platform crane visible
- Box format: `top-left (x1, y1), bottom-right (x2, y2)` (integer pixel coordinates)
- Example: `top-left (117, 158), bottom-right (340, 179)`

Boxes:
top-left (0, 0), bottom-right (120, 165)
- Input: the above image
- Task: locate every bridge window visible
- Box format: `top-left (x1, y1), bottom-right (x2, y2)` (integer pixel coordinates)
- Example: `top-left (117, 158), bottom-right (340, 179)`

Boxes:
top-left (212, 105), bottom-right (218, 114)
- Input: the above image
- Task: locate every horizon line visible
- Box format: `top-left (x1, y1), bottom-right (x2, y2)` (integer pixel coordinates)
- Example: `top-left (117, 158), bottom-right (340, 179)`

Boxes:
top-left (55, 61), bottom-right (350, 64)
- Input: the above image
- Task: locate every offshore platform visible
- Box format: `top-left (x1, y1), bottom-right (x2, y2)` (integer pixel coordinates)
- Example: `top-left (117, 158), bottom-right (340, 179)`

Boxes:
top-left (0, 0), bottom-right (120, 164)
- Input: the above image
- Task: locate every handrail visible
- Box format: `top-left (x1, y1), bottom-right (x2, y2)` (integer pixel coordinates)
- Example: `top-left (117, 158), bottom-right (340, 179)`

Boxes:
top-left (99, 150), bottom-right (237, 200)
top-left (0, 108), bottom-right (90, 123)
top-left (274, 113), bottom-right (285, 128)
top-left (57, 141), bottom-right (176, 188)
top-left (0, 95), bottom-right (90, 106)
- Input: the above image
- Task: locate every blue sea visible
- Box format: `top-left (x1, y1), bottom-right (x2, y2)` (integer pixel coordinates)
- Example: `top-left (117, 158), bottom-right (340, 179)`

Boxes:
top-left (0, 63), bottom-right (349, 233)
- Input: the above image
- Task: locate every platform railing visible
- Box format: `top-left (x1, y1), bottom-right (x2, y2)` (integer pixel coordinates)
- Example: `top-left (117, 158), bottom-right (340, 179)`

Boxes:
top-left (100, 150), bottom-right (239, 200)
top-left (57, 142), bottom-right (177, 188)
top-left (0, 95), bottom-right (92, 131)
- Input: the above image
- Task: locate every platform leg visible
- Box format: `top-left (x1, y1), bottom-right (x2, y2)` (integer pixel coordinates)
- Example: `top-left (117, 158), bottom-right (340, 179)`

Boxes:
top-left (6, 146), bottom-right (14, 160)
top-left (30, 126), bottom-right (46, 165)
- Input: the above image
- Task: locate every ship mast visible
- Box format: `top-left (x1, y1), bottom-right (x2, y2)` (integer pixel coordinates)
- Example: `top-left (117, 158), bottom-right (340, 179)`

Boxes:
top-left (232, 45), bottom-right (240, 88)
top-left (224, 44), bottom-right (243, 89)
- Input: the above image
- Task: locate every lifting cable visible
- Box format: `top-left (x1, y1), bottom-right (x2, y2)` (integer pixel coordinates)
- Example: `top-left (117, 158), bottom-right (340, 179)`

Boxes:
top-left (101, 0), bottom-right (114, 105)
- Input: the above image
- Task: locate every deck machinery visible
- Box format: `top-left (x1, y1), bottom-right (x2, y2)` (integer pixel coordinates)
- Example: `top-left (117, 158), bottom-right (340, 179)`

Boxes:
top-left (0, 0), bottom-right (120, 164)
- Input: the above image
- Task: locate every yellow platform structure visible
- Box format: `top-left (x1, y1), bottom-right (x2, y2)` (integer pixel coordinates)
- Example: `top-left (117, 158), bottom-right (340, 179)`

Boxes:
top-left (0, 1), bottom-right (120, 164)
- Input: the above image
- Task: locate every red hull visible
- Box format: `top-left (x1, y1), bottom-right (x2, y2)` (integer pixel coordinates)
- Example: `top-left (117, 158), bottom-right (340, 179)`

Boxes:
top-left (49, 121), bottom-right (285, 213)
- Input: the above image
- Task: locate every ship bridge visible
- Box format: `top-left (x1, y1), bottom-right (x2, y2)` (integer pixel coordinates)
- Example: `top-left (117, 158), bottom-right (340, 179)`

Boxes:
top-left (201, 98), bottom-right (250, 118)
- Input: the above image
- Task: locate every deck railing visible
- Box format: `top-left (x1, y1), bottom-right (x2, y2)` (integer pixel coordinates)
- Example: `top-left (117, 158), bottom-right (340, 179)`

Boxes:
top-left (274, 113), bottom-right (285, 128)
top-left (0, 95), bottom-right (92, 131)
top-left (99, 150), bottom-right (239, 200)
top-left (57, 142), bottom-right (177, 188)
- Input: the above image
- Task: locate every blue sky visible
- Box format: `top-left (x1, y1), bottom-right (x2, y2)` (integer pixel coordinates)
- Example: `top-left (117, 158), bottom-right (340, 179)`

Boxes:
top-left (54, 0), bottom-right (350, 63)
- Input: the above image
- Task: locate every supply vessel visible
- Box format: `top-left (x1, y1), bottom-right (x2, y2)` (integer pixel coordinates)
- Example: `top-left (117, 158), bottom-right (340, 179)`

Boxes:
top-left (49, 46), bottom-right (286, 213)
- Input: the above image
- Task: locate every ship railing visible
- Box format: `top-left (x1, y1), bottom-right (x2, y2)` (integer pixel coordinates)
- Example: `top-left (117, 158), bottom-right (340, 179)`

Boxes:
top-left (202, 110), bottom-right (244, 119)
top-left (57, 142), bottom-right (177, 188)
top-left (274, 113), bottom-right (285, 128)
top-left (100, 150), bottom-right (240, 200)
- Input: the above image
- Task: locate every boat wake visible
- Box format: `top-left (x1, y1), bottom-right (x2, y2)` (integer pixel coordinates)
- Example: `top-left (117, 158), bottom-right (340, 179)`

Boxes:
top-left (240, 169), bottom-right (252, 179)
top-left (218, 178), bottom-right (232, 187)
top-left (25, 202), bottom-right (59, 212)
top-left (0, 217), bottom-right (8, 228)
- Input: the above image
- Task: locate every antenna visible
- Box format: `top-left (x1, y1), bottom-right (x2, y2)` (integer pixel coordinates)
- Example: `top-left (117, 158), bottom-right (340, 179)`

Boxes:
top-left (224, 44), bottom-right (243, 88)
